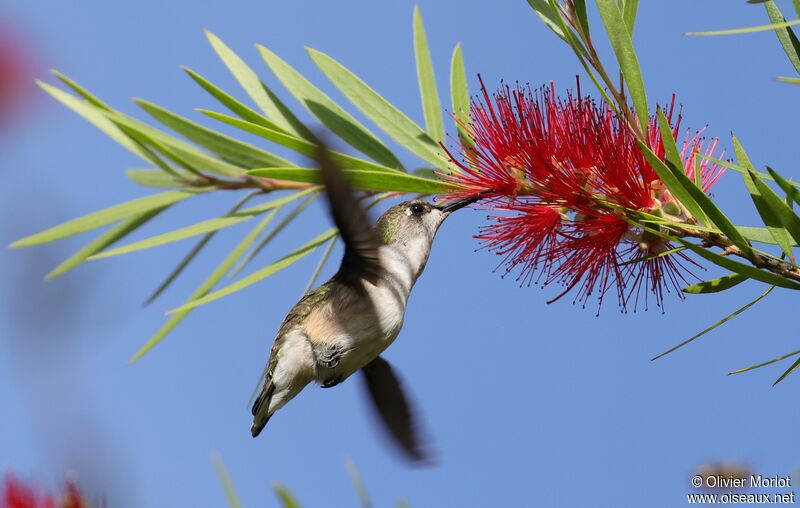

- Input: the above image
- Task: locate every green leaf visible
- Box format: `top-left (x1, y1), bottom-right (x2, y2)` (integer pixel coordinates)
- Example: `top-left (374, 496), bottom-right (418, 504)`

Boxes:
top-left (91, 190), bottom-right (315, 259)
top-left (413, 6), bottom-right (445, 142)
top-left (144, 192), bottom-right (263, 305)
top-left (50, 75), bottom-right (183, 177)
top-left (126, 169), bottom-right (184, 188)
top-left (773, 355), bottom-right (800, 385)
top-left (595, 0), bottom-right (649, 130)
top-left (182, 66), bottom-right (279, 130)
top-left (636, 140), bottom-right (708, 225)
top-left (777, 76), bottom-right (800, 83)
top-left (212, 454), bottom-right (243, 508)
top-left (304, 235), bottom-right (337, 294)
top-left (46, 207), bottom-right (168, 279)
top-left (567, 1), bottom-right (588, 39)
top-left (738, 225), bottom-right (793, 245)
top-left (733, 135), bottom-right (799, 258)
top-left (764, 1), bottom-right (800, 74)
top-left (729, 348), bottom-right (800, 375)
top-left (622, 0), bottom-right (639, 36)
top-left (675, 239), bottom-right (799, 289)
top-left (130, 206), bottom-right (279, 362)
top-left (99, 107), bottom-right (244, 177)
top-left (205, 31), bottom-right (313, 140)
top-left (307, 48), bottom-right (447, 168)
top-left (257, 45), bottom-right (403, 170)
top-left (450, 43), bottom-right (474, 150)
top-left (767, 166), bottom-right (800, 206)
top-left (136, 99), bottom-right (294, 168)
top-left (11, 190), bottom-right (202, 248)
top-left (683, 273), bottom-right (749, 294)
top-left (272, 483), bottom-right (302, 508)
top-left (167, 228), bottom-right (337, 314)
top-left (527, 0), bottom-right (567, 39)
top-left (652, 285), bottom-right (774, 361)
top-left (246, 168), bottom-right (460, 194)
top-left (346, 459), bottom-right (373, 508)
top-left (651, 133), bottom-right (754, 257)
top-left (685, 17), bottom-right (800, 36)
top-left (742, 167), bottom-right (800, 261)
top-left (231, 193), bottom-right (318, 277)
top-left (39, 81), bottom-right (177, 176)
top-left (199, 110), bottom-right (402, 174)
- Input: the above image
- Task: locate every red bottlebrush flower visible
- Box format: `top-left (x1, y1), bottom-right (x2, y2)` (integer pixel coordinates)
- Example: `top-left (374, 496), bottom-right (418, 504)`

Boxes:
top-left (0, 22), bottom-right (35, 129)
top-left (2, 475), bottom-right (88, 508)
top-left (476, 201), bottom-right (563, 285)
top-left (3, 474), bottom-right (56, 508)
top-left (441, 77), bottom-right (725, 311)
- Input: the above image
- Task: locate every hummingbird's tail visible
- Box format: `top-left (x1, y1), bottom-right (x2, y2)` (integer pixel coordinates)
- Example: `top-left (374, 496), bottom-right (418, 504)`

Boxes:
top-left (251, 384), bottom-right (275, 437)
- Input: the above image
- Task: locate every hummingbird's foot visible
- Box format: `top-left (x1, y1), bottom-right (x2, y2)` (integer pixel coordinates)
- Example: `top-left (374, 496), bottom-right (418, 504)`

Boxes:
top-left (317, 343), bottom-right (344, 369)
top-left (321, 375), bottom-right (344, 388)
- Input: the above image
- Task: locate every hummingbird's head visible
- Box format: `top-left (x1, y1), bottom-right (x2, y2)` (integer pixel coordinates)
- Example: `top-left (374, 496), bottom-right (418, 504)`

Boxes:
top-left (375, 195), bottom-right (479, 247)
top-left (376, 200), bottom-right (447, 248)
top-left (373, 196), bottom-right (479, 281)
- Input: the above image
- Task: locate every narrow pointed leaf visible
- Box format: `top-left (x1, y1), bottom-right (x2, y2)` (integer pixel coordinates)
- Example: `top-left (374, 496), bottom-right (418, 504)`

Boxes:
top-left (450, 43), bottom-right (474, 150)
top-left (100, 107), bottom-right (244, 177)
top-left (773, 355), bottom-right (800, 385)
top-left (526, 0), bottom-right (567, 39)
top-left (11, 190), bottom-right (202, 248)
top-left (307, 48), bottom-right (447, 168)
top-left (633, 220), bottom-right (799, 289)
top-left (39, 81), bottom-right (168, 171)
top-left (182, 66), bottom-right (279, 129)
top-left (272, 484), bottom-right (301, 508)
top-left (144, 192), bottom-right (263, 305)
top-left (130, 208), bottom-right (279, 362)
top-left (764, 1), bottom-right (800, 74)
top-left (212, 454), bottom-right (243, 508)
top-left (205, 31), bottom-right (313, 140)
top-left (738, 225), bottom-right (792, 245)
top-left (46, 207), bottom-right (167, 279)
top-left (685, 17), bottom-right (800, 36)
top-left (676, 239), bottom-right (799, 289)
top-left (656, 137), bottom-right (754, 257)
top-left (742, 168), bottom-right (799, 260)
top-left (168, 228), bottom-right (337, 314)
top-left (683, 273), bottom-right (748, 294)
top-left (126, 169), bottom-right (184, 188)
top-left (733, 135), bottom-right (798, 256)
top-left (636, 141), bottom-right (708, 225)
top-left (652, 285), bottom-right (774, 361)
top-left (231, 193), bottom-right (318, 276)
top-left (136, 99), bottom-right (294, 168)
top-left (199, 110), bottom-right (402, 174)
top-left (49, 76), bottom-right (182, 177)
top-left (622, 0), bottom-right (639, 36)
top-left (92, 190), bottom-right (314, 259)
top-left (777, 76), bottom-right (800, 83)
top-left (413, 6), bottom-right (445, 142)
top-left (257, 45), bottom-right (403, 169)
top-left (246, 167), bottom-right (460, 194)
top-left (767, 166), bottom-right (800, 206)
top-left (304, 235), bottom-right (337, 294)
top-left (729, 348), bottom-right (800, 375)
top-left (595, 0), bottom-right (649, 130)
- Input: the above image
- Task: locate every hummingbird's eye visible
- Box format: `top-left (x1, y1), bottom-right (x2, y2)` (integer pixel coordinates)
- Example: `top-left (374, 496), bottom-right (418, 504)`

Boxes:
top-left (409, 203), bottom-right (425, 215)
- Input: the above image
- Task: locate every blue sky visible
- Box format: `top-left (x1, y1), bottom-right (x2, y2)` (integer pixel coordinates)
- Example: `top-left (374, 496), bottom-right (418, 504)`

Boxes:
top-left (2, 1), bottom-right (800, 507)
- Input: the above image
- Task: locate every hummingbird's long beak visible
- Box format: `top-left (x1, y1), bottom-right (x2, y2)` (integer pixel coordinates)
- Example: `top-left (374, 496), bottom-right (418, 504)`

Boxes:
top-left (437, 194), bottom-right (484, 214)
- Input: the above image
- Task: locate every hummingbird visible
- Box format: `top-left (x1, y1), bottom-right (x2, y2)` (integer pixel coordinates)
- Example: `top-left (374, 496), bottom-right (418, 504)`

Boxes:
top-left (250, 143), bottom-right (478, 461)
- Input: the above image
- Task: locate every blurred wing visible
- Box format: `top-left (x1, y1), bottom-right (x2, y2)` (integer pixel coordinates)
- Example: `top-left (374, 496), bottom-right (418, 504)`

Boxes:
top-left (361, 356), bottom-right (432, 463)
top-left (316, 141), bottom-right (383, 285)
